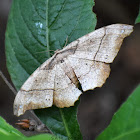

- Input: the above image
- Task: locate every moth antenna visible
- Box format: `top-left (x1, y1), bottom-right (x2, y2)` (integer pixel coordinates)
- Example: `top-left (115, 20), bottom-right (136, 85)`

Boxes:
top-left (63, 36), bottom-right (69, 48)
top-left (35, 50), bottom-right (55, 54)
top-left (35, 50), bottom-right (55, 56)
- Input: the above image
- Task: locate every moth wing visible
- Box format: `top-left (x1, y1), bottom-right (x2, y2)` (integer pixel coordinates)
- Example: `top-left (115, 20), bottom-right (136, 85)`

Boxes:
top-left (94, 24), bottom-right (133, 63)
top-left (14, 58), bottom-right (55, 116)
top-left (67, 24), bottom-right (133, 91)
top-left (71, 24), bottom-right (133, 63)
top-left (53, 63), bottom-right (82, 108)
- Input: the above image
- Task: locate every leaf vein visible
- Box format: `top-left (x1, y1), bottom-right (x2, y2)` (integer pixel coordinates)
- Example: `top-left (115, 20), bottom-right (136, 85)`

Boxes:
top-left (30, 0), bottom-right (45, 20)
top-left (49, 0), bottom-right (67, 28)
top-left (112, 129), bottom-right (140, 140)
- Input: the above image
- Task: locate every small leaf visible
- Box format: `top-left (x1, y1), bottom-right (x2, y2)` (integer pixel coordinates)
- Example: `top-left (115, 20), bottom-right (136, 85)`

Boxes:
top-left (96, 85), bottom-right (140, 140)
top-left (5, 0), bottom-right (96, 139)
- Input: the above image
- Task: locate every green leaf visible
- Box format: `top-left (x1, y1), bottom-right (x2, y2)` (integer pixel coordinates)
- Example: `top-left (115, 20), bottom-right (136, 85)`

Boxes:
top-left (135, 8), bottom-right (140, 24)
top-left (96, 85), bottom-right (140, 140)
top-left (5, 0), bottom-right (96, 139)
top-left (0, 116), bottom-right (23, 137)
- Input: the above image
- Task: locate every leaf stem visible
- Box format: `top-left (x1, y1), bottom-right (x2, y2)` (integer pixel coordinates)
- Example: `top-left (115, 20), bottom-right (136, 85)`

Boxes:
top-left (0, 70), bottom-right (17, 95)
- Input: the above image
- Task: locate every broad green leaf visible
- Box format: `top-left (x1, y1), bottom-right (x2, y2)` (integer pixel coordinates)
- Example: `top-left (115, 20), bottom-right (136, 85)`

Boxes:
top-left (5, 0), bottom-right (96, 139)
top-left (96, 85), bottom-right (140, 140)
top-left (0, 116), bottom-right (23, 137)
top-left (135, 8), bottom-right (140, 24)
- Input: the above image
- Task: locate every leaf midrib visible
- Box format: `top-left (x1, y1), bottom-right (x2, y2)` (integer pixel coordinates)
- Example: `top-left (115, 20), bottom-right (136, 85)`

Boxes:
top-left (59, 108), bottom-right (72, 139)
top-left (46, 0), bottom-right (50, 58)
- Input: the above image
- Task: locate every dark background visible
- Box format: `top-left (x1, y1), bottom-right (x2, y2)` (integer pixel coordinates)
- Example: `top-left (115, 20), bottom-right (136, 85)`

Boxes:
top-left (0, 0), bottom-right (140, 139)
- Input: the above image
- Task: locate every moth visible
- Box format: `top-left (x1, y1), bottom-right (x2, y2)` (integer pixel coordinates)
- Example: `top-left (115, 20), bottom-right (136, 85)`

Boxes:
top-left (14, 24), bottom-right (133, 116)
